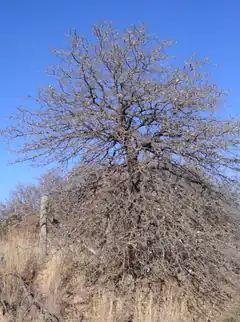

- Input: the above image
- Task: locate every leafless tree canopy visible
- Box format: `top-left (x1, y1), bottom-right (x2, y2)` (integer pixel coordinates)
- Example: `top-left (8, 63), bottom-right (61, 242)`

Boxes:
top-left (1, 23), bottom-right (240, 311)
top-left (2, 22), bottom-right (240, 191)
top-left (0, 170), bottom-right (64, 223)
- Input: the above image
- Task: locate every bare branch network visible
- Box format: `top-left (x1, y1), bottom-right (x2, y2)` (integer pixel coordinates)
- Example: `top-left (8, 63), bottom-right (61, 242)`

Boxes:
top-left (2, 22), bottom-right (240, 189)
top-left (1, 22), bottom-right (240, 311)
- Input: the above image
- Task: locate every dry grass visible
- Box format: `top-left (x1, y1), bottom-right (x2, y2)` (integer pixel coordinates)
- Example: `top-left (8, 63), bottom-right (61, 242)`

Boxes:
top-left (0, 229), bottom-right (39, 274)
top-left (85, 291), bottom-right (191, 322)
top-left (0, 229), bottom-right (238, 321)
top-left (0, 230), bottom-right (40, 320)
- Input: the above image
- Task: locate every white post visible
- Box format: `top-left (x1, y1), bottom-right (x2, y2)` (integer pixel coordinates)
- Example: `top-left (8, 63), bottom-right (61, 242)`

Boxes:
top-left (39, 195), bottom-right (48, 257)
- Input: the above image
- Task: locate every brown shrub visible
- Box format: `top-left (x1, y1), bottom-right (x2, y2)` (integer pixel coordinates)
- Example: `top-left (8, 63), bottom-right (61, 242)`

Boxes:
top-left (46, 163), bottom-right (240, 315)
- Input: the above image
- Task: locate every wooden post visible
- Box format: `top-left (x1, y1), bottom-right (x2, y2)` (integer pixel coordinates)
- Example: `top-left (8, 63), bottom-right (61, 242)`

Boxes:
top-left (39, 195), bottom-right (48, 257)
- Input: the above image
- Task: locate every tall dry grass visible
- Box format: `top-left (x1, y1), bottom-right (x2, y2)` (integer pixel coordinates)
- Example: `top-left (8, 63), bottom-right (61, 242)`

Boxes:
top-left (86, 291), bottom-right (191, 322)
top-left (0, 229), bottom-right (236, 321)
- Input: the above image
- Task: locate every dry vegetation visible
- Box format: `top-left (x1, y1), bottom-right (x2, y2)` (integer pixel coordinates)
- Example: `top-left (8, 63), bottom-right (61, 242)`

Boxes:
top-left (0, 229), bottom-right (193, 321)
top-left (0, 220), bottom-right (239, 322)
top-left (1, 22), bottom-right (240, 321)
top-left (0, 165), bottom-right (240, 321)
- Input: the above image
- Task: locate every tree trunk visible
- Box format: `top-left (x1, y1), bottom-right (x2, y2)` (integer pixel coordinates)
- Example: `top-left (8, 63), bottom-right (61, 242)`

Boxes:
top-left (126, 150), bottom-right (141, 195)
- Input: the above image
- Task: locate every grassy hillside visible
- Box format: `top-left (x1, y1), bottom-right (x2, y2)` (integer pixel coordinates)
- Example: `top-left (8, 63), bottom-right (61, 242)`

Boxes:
top-left (1, 165), bottom-right (240, 321)
top-left (0, 224), bottom-right (239, 321)
top-left (0, 229), bottom-right (192, 321)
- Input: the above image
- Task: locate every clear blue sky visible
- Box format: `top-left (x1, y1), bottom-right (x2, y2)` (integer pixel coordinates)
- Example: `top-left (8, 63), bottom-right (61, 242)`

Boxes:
top-left (0, 0), bottom-right (239, 200)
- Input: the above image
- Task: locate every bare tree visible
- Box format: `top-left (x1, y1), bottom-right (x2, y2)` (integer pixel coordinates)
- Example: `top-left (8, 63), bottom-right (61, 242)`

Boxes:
top-left (6, 183), bottom-right (41, 219)
top-left (2, 22), bottom-right (240, 193)
top-left (0, 170), bottom-right (64, 223)
top-left (2, 23), bottom-right (240, 313)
